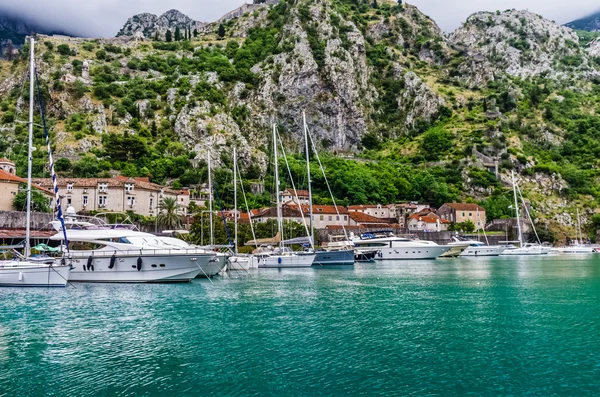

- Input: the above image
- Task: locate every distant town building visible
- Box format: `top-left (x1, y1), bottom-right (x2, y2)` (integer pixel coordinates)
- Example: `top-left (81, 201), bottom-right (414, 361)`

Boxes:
top-left (279, 189), bottom-right (310, 205)
top-left (437, 203), bottom-right (487, 230)
top-left (32, 176), bottom-right (189, 217)
top-left (407, 213), bottom-right (450, 232)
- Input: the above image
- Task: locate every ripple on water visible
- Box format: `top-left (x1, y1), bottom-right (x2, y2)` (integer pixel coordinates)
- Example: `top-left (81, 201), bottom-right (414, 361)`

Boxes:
top-left (1, 257), bottom-right (600, 396)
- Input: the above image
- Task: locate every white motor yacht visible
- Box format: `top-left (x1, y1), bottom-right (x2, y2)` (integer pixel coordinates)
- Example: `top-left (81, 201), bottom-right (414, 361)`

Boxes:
top-left (552, 245), bottom-right (597, 254)
top-left (502, 243), bottom-right (551, 256)
top-left (50, 229), bottom-right (221, 282)
top-left (350, 231), bottom-right (450, 260)
top-left (449, 238), bottom-right (506, 256)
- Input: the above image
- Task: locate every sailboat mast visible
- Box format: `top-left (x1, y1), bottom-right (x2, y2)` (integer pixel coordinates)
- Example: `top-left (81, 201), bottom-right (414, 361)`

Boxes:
top-left (273, 124), bottom-right (282, 247)
top-left (207, 151), bottom-right (214, 247)
top-left (25, 37), bottom-right (35, 259)
top-left (233, 146), bottom-right (238, 255)
top-left (511, 171), bottom-right (523, 247)
top-left (577, 209), bottom-right (581, 245)
top-left (303, 111), bottom-right (314, 249)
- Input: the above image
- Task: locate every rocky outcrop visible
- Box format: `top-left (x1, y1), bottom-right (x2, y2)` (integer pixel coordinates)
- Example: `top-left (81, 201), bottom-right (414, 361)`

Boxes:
top-left (116, 9), bottom-right (205, 38)
top-left (450, 9), bottom-right (592, 82)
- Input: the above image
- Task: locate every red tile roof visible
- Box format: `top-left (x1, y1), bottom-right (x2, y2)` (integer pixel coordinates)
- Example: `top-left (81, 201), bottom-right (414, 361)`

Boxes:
top-left (408, 214), bottom-right (450, 224)
top-left (0, 169), bottom-right (23, 183)
top-left (442, 203), bottom-right (485, 212)
top-left (0, 158), bottom-right (15, 164)
top-left (280, 189), bottom-right (309, 197)
top-left (349, 212), bottom-right (389, 224)
top-left (287, 203), bottom-right (349, 215)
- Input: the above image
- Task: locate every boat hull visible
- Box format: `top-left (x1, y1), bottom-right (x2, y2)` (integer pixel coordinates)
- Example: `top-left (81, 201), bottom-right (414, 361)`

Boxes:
top-left (227, 255), bottom-right (250, 271)
top-left (0, 262), bottom-right (70, 287)
top-left (195, 253), bottom-right (228, 278)
top-left (257, 254), bottom-right (315, 268)
top-left (67, 252), bottom-right (216, 283)
top-left (460, 246), bottom-right (506, 257)
top-left (502, 246), bottom-right (551, 256)
top-left (367, 245), bottom-right (450, 260)
top-left (439, 245), bottom-right (467, 258)
top-left (313, 249), bottom-right (355, 266)
top-left (553, 247), bottom-right (597, 254)
top-left (355, 250), bottom-right (376, 262)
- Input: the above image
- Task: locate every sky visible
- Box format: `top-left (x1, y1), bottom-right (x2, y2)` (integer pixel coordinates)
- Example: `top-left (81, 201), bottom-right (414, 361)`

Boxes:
top-left (0, 0), bottom-right (598, 38)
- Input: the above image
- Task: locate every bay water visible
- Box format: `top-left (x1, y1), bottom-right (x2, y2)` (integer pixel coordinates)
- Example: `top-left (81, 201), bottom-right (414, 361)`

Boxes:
top-left (1, 256), bottom-right (599, 396)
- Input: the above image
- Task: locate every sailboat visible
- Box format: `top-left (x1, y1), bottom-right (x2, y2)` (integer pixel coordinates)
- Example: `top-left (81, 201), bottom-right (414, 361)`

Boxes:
top-left (0, 37), bottom-right (71, 287)
top-left (553, 209), bottom-right (597, 254)
top-left (502, 171), bottom-right (551, 256)
top-left (302, 112), bottom-right (354, 266)
top-left (256, 124), bottom-right (315, 268)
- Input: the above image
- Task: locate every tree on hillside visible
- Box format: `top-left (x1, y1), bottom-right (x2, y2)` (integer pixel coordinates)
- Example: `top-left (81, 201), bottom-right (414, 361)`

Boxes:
top-left (154, 31), bottom-right (160, 41)
top-left (157, 197), bottom-right (182, 230)
top-left (217, 24), bottom-right (226, 38)
top-left (175, 26), bottom-right (181, 41)
top-left (193, 28), bottom-right (198, 37)
top-left (166, 29), bottom-right (173, 42)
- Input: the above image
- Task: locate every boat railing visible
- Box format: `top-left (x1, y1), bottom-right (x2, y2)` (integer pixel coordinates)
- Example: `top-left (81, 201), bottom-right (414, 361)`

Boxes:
top-left (68, 247), bottom-right (218, 258)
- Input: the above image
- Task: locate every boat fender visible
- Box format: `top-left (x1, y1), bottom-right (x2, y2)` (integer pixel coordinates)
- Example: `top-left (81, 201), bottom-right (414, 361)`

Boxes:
top-left (86, 256), bottom-right (93, 271)
top-left (109, 254), bottom-right (117, 269)
top-left (61, 257), bottom-right (66, 266)
top-left (137, 257), bottom-right (142, 271)
top-left (278, 257), bottom-right (282, 264)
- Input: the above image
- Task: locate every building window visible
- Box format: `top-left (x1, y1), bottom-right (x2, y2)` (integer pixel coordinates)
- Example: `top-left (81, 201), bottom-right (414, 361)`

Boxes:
top-left (328, 216), bottom-right (332, 221)
top-left (67, 183), bottom-right (73, 192)
top-left (127, 196), bottom-right (136, 206)
top-left (98, 182), bottom-right (108, 192)
top-left (336, 216), bottom-right (339, 221)
top-left (67, 196), bottom-right (72, 205)
top-left (98, 195), bottom-right (107, 207)
top-left (150, 198), bottom-right (153, 208)
top-left (82, 195), bottom-right (88, 206)
top-left (344, 216), bottom-right (347, 221)
top-left (320, 215), bottom-right (324, 221)
top-left (469, 213), bottom-right (472, 217)
top-left (462, 212), bottom-right (465, 217)
top-left (125, 183), bottom-right (134, 193)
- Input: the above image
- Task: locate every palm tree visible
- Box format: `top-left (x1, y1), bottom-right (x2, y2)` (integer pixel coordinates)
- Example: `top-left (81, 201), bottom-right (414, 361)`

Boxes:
top-left (157, 197), bottom-right (182, 230)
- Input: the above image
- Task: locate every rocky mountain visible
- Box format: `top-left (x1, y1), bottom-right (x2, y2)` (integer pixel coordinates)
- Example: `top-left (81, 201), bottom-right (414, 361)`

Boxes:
top-left (565, 11), bottom-right (600, 32)
top-left (1, 0), bottom-right (600, 239)
top-left (116, 9), bottom-right (205, 39)
top-left (450, 9), bottom-right (591, 81)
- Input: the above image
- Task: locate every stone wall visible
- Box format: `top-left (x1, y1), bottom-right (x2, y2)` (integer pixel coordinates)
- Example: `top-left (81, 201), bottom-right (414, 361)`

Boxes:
top-left (0, 211), bottom-right (55, 230)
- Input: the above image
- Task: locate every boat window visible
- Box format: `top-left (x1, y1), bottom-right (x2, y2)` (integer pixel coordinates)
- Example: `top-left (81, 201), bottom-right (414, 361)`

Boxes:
top-left (69, 241), bottom-right (106, 250)
top-left (118, 237), bottom-right (132, 244)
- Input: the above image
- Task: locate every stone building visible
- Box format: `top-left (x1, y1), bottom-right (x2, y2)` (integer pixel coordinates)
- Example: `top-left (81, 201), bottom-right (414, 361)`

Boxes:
top-left (32, 176), bottom-right (189, 217)
top-left (437, 203), bottom-right (487, 230)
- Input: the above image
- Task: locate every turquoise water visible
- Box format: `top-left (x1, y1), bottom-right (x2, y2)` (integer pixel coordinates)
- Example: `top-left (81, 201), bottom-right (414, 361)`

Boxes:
top-left (1, 256), bottom-right (600, 396)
